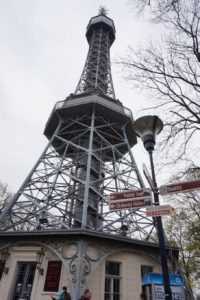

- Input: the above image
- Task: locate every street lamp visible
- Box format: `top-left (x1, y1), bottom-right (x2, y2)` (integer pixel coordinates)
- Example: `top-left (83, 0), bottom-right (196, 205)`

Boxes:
top-left (36, 248), bottom-right (45, 275)
top-left (133, 115), bottom-right (172, 300)
top-left (0, 248), bottom-right (10, 274)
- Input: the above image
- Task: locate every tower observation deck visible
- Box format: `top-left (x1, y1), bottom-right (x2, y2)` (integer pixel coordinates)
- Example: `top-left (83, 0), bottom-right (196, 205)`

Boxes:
top-left (0, 9), bottom-right (155, 241)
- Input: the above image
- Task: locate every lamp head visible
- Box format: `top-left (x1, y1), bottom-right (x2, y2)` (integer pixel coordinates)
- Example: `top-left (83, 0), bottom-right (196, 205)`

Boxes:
top-left (36, 248), bottom-right (45, 265)
top-left (133, 115), bottom-right (163, 152)
top-left (0, 249), bottom-right (10, 264)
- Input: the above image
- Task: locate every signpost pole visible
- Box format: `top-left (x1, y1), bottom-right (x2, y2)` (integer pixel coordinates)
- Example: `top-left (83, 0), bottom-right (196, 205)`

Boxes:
top-left (149, 150), bottom-right (172, 300)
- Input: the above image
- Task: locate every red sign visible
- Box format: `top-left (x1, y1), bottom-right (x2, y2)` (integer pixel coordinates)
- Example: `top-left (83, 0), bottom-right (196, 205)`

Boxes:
top-left (110, 198), bottom-right (152, 211)
top-left (159, 179), bottom-right (200, 195)
top-left (146, 205), bottom-right (175, 217)
top-left (110, 188), bottom-right (151, 201)
top-left (109, 188), bottom-right (152, 211)
top-left (44, 261), bottom-right (62, 292)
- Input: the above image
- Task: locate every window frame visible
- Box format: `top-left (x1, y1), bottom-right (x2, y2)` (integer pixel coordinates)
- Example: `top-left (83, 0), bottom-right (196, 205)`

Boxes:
top-left (141, 265), bottom-right (153, 277)
top-left (104, 260), bottom-right (121, 300)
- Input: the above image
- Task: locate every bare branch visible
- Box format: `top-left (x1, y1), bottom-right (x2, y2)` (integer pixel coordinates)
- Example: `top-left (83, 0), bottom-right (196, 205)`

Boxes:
top-left (117, 0), bottom-right (200, 164)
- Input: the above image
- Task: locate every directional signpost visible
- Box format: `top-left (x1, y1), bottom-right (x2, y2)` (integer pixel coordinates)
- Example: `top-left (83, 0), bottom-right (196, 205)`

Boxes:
top-left (146, 205), bottom-right (175, 217)
top-left (109, 188), bottom-right (152, 212)
top-left (109, 171), bottom-right (200, 213)
top-left (159, 179), bottom-right (200, 195)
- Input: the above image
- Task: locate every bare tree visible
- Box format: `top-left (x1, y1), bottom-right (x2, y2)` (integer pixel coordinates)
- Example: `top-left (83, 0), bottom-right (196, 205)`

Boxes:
top-left (0, 183), bottom-right (31, 230)
top-left (0, 181), bottom-right (12, 212)
top-left (164, 168), bottom-right (200, 291)
top-left (128, 0), bottom-right (180, 18)
top-left (119, 0), bottom-right (200, 164)
top-left (165, 208), bottom-right (200, 293)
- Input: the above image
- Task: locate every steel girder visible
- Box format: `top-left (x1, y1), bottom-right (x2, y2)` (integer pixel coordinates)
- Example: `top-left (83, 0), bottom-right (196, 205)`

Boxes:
top-left (0, 106), bottom-right (156, 241)
top-left (75, 17), bottom-right (115, 98)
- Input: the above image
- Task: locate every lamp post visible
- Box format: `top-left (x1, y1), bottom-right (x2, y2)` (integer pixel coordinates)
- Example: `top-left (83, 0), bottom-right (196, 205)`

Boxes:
top-left (0, 248), bottom-right (10, 274)
top-left (0, 248), bottom-right (10, 264)
top-left (36, 248), bottom-right (45, 275)
top-left (133, 115), bottom-right (172, 300)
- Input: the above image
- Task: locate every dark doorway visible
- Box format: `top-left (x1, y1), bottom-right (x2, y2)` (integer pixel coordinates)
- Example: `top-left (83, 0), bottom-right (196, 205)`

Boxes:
top-left (12, 262), bottom-right (37, 300)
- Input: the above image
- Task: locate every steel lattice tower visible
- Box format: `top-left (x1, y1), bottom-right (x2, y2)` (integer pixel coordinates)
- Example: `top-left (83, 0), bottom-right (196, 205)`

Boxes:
top-left (0, 10), bottom-right (155, 240)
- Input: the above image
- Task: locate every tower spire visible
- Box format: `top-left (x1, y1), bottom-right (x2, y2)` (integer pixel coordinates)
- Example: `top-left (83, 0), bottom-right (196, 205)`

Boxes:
top-left (74, 9), bottom-right (116, 98)
top-left (98, 6), bottom-right (108, 16)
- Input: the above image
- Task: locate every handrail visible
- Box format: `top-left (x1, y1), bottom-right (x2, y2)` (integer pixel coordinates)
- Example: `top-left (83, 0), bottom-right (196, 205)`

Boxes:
top-left (55, 95), bottom-right (133, 119)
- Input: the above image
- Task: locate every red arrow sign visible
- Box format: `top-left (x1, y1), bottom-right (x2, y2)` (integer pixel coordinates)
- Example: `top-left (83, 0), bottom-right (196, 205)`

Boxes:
top-left (146, 205), bottom-right (175, 217)
top-left (110, 198), bottom-right (152, 212)
top-left (159, 179), bottom-right (200, 195)
top-left (109, 188), bottom-right (152, 212)
top-left (110, 188), bottom-right (151, 201)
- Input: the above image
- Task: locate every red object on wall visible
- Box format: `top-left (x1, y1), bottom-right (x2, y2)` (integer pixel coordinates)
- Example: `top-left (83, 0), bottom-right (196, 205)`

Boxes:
top-left (44, 261), bottom-right (62, 292)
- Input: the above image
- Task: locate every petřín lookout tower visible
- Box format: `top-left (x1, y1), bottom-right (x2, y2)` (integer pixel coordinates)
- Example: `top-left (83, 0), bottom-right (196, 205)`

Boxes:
top-left (0, 8), bottom-right (177, 300)
top-left (0, 8), bottom-right (151, 237)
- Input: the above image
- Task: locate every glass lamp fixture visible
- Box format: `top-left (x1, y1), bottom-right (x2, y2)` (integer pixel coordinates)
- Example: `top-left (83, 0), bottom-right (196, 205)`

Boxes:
top-left (0, 248), bottom-right (10, 274)
top-left (0, 248), bottom-right (10, 264)
top-left (36, 248), bottom-right (45, 265)
top-left (36, 248), bottom-right (45, 275)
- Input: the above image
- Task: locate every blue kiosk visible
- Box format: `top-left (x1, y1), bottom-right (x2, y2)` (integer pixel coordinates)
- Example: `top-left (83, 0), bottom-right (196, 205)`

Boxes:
top-left (142, 273), bottom-right (185, 300)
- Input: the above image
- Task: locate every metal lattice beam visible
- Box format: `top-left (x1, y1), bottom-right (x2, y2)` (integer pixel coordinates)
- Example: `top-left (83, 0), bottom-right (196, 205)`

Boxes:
top-left (74, 14), bottom-right (116, 98)
top-left (0, 104), bottom-right (156, 241)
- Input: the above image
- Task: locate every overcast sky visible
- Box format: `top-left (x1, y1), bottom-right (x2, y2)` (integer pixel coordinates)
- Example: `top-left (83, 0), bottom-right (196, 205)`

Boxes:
top-left (0, 0), bottom-right (161, 192)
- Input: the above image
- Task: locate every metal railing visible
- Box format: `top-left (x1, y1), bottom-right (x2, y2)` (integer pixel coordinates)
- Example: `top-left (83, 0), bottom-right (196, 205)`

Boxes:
top-left (55, 95), bottom-right (133, 119)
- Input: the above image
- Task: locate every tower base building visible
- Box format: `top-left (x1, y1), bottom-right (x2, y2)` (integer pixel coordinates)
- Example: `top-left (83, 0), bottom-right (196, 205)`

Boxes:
top-left (0, 231), bottom-right (178, 300)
